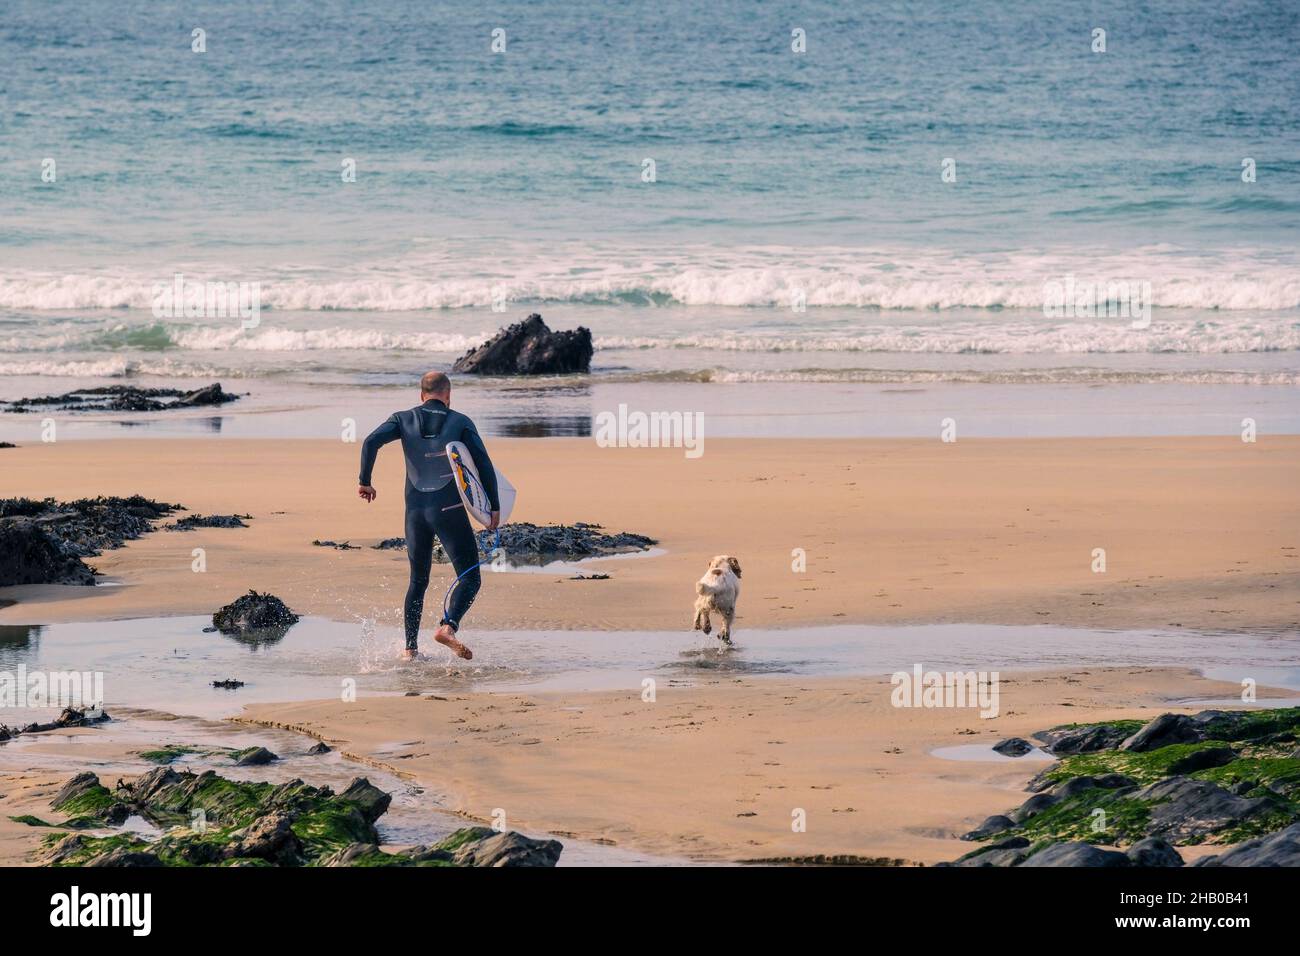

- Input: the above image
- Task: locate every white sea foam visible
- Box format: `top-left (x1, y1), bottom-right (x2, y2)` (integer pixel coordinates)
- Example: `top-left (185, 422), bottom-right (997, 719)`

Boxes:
top-left (1, 245), bottom-right (1298, 312)
top-left (598, 319), bottom-right (1300, 354)
top-left (2, 316), bottom-right (1297, 357)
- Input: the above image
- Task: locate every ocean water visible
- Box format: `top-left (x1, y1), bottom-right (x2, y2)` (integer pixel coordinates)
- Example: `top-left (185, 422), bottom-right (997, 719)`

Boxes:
top-left (1, 0), bottom-right (1298, 435)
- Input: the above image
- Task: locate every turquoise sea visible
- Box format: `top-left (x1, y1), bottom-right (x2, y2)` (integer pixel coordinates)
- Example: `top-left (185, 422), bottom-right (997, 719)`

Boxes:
top-left (1, 0), bottom-right (1297, 436)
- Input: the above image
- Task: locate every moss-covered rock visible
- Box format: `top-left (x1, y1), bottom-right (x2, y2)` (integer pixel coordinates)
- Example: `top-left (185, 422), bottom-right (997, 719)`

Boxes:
top-left (949, 708), bottom-right (1300, 865)
top-left (36, 769), bottom-right (563, 867)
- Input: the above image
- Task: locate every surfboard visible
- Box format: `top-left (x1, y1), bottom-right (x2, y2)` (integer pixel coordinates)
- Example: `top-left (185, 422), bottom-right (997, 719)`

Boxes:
top-left (445, 440), bottom-right (516, 529)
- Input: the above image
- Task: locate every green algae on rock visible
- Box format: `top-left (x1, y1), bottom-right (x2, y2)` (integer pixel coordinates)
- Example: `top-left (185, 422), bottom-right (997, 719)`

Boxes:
top-left (37, 767), bottom-right (561, 867)
top-left (947, 708), bottom-right (1300, 866)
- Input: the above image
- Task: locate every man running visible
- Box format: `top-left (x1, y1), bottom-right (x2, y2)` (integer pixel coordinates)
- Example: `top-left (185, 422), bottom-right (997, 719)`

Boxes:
top-left (357, 371), bottom-right (499, 661)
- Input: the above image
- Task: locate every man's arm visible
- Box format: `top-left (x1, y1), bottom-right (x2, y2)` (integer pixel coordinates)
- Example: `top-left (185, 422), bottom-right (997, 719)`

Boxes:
top-left (357, 415), bottom-right (400, 499)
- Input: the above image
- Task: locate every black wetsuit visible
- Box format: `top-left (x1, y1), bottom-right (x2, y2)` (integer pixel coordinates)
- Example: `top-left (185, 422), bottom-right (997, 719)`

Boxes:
top-left (358, 399), bottom-right (500, 650)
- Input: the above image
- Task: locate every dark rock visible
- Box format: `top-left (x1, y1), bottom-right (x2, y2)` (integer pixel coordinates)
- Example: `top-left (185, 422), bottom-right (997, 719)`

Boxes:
top-left (992, 737), bottom-right (1034, 757)
top-left (1195, 821), bottom-right (1300, 866)
top-left (0, 495), bottom-right (181, 587)
top-left (372, 537), bottom-right (406, 550)
top-left (406, 844), bottom-right (456, 864)
top-left (569, 572), bottom-right (611, 580)
top-left (453, 313), bottom-right (593, 376)
top-left (1051, 774), bottom-right (1138, 799)
top-left (320, 842), bottom-right (384, 867)
top-left (1093, 772), bottom-right (1142, 790)
top-left (312, 539), bottom-right (360, 550)
top-left (126, 766), bottom-right (185, 804)
top-left (446, 827), bottom-right (565, 867)
top-left (0, 442), bottom-right (15, 449)
top-left (1020, 842), bottom-right (1132, 867)
top-left (42, 768), bottom-right (564, 868)
top-left (42, 834), bottom-right (92, 865)
top-left (174, 383), bottom-right (237, 407)
top-left (212, 590), bottom-right (300, 635)
top-left (1126, 837), bottom-right (1184, 867)
top-left (2, 383), bottom-right (238, 414)
top-left (85, 847), bottom-right (163, 867)
top-left (307, 742), bottom-right (331, 755)
top-left (0, 516), bottom-right (96, 586)
top-left (53, 706), bottom-right (109, 728)
top-left (52, 771), bottom-right (105, 809)
top-left (1166, 746), bottom-right (1237, 775)
top-left (438, 521), bottom-right (655, 567)
top-left (1009, 792), bottom-right (1060, 824)
top-left (949, 836), bottom-right (1032, 867)
top-left (212, 678), bottom-right (244, 689)
top-left (166, 514), bottom-right (250, 531)
top-left (1121, 714), bottom-right (1202, 752)
top-left (1034, 722), bottom-right (1133, 755)
top-left (962, 815), bottom-right (1015, 841)
top-left (6, 706), bottom-right (110, 737)
top-left (233, 746), bottom-right (278, 767)
top-left (51, 771), bottom-right (130, 825)
top-left (222, 811), bottom-right (302, 863)
top-left (339, 777), bottom-right (392, 824)
top-left (1137, 777), bottom-right (1280, 841)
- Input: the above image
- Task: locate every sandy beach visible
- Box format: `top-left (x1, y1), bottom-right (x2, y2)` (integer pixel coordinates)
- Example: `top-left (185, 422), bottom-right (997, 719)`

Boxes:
top-left (236, 668), bottom-right (1278, 865)
top-left (3, 436), bottom-right (1297, 633)
top-left (2, 435), bottom-right (1297, 865)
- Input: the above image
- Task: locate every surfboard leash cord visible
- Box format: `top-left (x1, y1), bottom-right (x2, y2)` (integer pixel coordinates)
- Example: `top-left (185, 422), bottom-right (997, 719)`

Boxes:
top-left (441, 527), bottom-right (501, 628)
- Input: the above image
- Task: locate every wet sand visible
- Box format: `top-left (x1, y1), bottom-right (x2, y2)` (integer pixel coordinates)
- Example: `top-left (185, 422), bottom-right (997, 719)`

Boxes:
top-left (236, 667), bottom-right (1289, 864)
top-left (2, 436), bottom-right (1298, 633)
top-left (2, 435), bottom-right (1297, 864)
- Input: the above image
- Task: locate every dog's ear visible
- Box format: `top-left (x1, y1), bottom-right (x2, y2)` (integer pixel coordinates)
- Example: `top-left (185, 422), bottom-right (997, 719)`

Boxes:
top-left (727, 556), bottom-right (742, 578)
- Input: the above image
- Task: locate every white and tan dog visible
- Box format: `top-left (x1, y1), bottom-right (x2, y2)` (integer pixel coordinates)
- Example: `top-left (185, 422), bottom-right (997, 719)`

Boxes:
top-left (693, 555), bottom-right (741, 643)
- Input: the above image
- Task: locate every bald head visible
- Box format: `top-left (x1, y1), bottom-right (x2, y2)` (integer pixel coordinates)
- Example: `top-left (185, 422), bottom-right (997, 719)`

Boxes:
top-left (420, 371), bottom-right (450, 401)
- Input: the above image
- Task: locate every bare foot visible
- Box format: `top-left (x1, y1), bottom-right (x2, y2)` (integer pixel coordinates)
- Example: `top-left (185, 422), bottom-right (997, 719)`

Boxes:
top-left (400, 648), bottom-right (419, 661)
top-left (434, 624), bottom-right (473, 660)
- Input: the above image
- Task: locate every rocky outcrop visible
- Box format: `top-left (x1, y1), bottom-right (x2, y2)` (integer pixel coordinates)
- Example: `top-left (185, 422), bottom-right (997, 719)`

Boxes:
top-left (0, 516), bottom-right (94, 586)
top-left (1195, 821), bottom-right (1300, 866)
top-left (961, 815), bottom-right (1015, 841)
top-left (1126, 837), bottom-right (1185, 867)
top-left (2, 383), bottom-right (239, 413)
top-left (1121, 714), bottom-right (1201, 752)
top-left (338, 778), bottom-right (392, 824)
top-left (166, 514), bottom-right (250, 531)
top-left (233, 746), bottom-right (279, 767)
top-left (945, 836), bottom-right (1033, 867)
top-left (431, 827), bottom-right (564, 867)
top-left (949, 707), bottom-right (1300, 866)
top-left (211, 590), bottom-right (300, 636)
top-left (2, 707), bottom-right (111, 744)
top-left (39, 769), bottom-right (562, 868)
top-left (436, 521), bottom-right (656, 567)
top-left (1020, 842), bottom-right (1133, 867)
top-left (1138, 777), bottom-right (1278, 842)
top-left (453, 313), bottom-right (593, 375)
top-left (992, 737), bottom-right (1034, 757)
top-left (0, 495), bottom-right (181, 587)
top-left (1033, 721), bottom-right (1138, 755)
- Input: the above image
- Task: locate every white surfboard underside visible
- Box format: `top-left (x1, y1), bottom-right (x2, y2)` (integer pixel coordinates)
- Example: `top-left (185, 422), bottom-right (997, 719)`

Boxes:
top-left (445, 440), bottom-right (517, 529)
